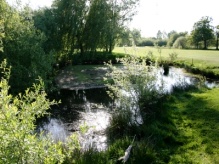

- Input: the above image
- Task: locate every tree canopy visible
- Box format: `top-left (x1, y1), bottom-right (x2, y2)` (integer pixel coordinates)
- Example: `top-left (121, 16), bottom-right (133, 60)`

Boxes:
top-left (191, 16), bottom-right (214, 49)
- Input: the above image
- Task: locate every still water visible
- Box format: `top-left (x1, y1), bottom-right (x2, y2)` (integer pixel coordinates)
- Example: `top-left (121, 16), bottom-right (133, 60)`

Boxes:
top-left (37, 67), bottom-right (218, 151)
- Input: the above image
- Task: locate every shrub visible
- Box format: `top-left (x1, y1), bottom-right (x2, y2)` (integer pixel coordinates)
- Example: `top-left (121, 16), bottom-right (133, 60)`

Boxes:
top-left (173, 36), bottom-right (188, 49)
top-left (0, 60), bottom-right (64, 163)
top-left (104, 56), bottom-right (163, 126)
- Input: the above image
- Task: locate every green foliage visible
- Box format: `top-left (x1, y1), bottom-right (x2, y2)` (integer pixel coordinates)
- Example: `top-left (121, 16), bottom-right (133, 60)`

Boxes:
top-left (138, 38), bottom-right (155, 46)
top-left (169, 52), bottom-right (178, 62)
top-left (173, 36), bottom-right (188, 49)
top-left (0, 0), bottom-right (7, 52)
top-left (105, 56), bottom-right (160, 113)
top-left (167, 31), bottom-right (187, 47)
top-left (1, 3), bottom-right (55, 93)
top-left (72, 51), bottom-right (125, 65)
top-left (0, 60), bottom-right (65, 163)
top-left (191, 16), bottom-right (214, 49)
top-left (37, 0), bottom-right (140, 62)
top-left (104, 56), bottom-right (166, 145)
top-left (215, 25), bottom-right (219, 50)
top-left (33, 8), bottom-right (61, 53)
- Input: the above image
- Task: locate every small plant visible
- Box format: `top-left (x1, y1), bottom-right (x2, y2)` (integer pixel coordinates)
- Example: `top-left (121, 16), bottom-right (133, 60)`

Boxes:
top-left (169, 52), bottom-right (178, 62)
top-left (79, 122), bottom-right (89, 134)
top-left (104, 56), bottom-right (162, 127)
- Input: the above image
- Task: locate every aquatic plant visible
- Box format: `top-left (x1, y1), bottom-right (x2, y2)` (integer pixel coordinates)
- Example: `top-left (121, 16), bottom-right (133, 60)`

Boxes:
top-left (105, 56), bottom-right (162, 123)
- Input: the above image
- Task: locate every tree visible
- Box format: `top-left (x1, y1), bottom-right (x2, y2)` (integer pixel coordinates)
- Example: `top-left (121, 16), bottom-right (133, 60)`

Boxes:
top-left (167, 31), bottom-right (187, 47)
top-left (83, 0), bottom-right (110, 52)
top-left (191, 16), bottom-right (214, 49)
top-left (106, 0), bottom-right (139, 53)
top-left (33, 8), bottom-right (61, 54)
top-left (215, 25), bottom-right (219, 50)
top-left (52, 0), bottom-right (88, 57)
top-left (131, 28), bottom-right (141, 45)
top-left (0, 0), bottom-right (7, 52)
top-left (117, 27), bottom-right (132, 46)
top-left (2, 2), bottom-right (54, 93)
top-left (156, 30), bottom-right (162, 40)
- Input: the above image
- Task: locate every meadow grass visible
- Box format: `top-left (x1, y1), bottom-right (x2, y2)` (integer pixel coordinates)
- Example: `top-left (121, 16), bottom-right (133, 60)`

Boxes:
top-left (113, 47), bottom-right (219, 67)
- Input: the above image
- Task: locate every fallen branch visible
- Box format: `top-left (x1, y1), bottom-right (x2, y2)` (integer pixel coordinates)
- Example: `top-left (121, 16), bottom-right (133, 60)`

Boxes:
top-left (117, 135), bottom-right (136, 163)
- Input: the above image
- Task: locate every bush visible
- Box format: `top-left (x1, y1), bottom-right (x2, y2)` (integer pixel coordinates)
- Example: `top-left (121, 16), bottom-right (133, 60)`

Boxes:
top-left (173, 36), bottom-right (187, 49)
top-left (104, 56), bottom-right (163, 126)
top-left (0, 60), bottom-right (82, 163)
top-left (138, 39), bottom-right (155, 46)
top-left (0, 60), bottom-right (65, 163)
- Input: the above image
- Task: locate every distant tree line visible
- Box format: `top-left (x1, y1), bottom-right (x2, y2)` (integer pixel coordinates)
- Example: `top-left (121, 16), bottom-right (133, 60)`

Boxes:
top-left (118, 16), bottom-right (219, 50)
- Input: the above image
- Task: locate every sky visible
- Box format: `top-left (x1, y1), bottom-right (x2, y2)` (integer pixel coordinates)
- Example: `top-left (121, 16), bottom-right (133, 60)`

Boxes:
top-left (6, 0), bottom-right (219, 38)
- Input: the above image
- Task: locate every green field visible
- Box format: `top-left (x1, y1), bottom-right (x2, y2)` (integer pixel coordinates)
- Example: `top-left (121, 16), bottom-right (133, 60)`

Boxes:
top-left (114, 47), bottom-right (219, 67)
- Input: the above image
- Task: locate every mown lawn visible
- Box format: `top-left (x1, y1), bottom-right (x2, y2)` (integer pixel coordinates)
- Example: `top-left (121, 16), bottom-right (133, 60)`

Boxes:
top-left (114, 47), bottom-right (219, 67)
top-left (165, 87), bottom-right (219, 163)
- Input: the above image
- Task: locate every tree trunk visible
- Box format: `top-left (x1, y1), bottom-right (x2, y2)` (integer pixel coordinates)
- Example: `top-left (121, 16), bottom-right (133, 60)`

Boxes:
top-left (109, 43), bottom-right (112, 53)
top-left (216, 35), bottom-right (219, 50)
top-left (80, 43), bottom-right (84, 56)
top-left (204, 40), bottom-right (207, 49)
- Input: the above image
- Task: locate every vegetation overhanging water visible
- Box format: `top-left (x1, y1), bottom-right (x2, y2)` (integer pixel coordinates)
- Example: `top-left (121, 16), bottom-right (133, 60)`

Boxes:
top-left (37, 67), bottom-right (218, 151)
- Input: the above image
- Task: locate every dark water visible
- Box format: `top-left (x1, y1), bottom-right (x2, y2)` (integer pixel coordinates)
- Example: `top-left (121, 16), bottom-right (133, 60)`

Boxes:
top-left (37, 88), bottom-right (114, 151)
top-left (37, 67), bottom-right (218, 151)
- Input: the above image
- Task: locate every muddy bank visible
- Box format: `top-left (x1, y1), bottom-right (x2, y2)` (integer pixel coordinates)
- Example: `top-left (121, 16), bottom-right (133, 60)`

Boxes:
top-left (55, 65), bottom-right (109, 90)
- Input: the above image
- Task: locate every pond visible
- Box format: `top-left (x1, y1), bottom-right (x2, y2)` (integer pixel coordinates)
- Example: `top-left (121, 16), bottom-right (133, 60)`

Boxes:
top-left (37, 67), bottom-right (218, 151)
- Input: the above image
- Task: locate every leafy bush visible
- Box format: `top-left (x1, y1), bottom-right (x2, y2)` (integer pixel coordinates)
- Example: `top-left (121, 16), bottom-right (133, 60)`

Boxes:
top-left (0, 59), bottom-right (85, 163)
top-left (138, 38), bottom-right (155, 46)
top-left (1, 5), bottom-right (55, 93)
top-left (0, 60), bottom-right (65, 163)
top-left (173, 36), bottom-right (188, 49)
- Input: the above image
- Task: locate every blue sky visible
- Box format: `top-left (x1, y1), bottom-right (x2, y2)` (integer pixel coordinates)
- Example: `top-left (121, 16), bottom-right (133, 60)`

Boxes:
top-left (7, 0), bottom-right (219, 37)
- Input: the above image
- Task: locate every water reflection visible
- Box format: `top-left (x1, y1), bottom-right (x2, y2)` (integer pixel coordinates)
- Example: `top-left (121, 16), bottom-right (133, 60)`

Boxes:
top-left (158, 67), bottom-right (196, 93)
top-left (37, 67), bottom-right (218, 151)
top-left (37, 88), bottom-right (113, 151)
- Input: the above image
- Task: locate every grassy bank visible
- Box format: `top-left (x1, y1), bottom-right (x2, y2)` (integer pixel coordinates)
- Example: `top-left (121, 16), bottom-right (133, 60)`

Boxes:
top-left (166, 87), bottom-right (219, 163)
top-left (113, 47), bottom-right (219, 79)
top-left (69, 87), bottom-right (219, 163)
top-left (58, 48), bottom-right (219, 163)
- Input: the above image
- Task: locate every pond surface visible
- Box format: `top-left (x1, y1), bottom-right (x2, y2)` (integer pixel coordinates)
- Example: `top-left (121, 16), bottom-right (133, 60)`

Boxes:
top-left (37, 88), bottom-right (114, 151)
top-left (37, 67), bottom-right (218, 151)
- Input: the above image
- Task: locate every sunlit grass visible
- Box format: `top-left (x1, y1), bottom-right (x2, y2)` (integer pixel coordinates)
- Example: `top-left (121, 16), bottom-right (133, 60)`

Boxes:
top-left (167, 88), bottom-right (219, 163)
top-left (113, 46), bottom-right (219, 67)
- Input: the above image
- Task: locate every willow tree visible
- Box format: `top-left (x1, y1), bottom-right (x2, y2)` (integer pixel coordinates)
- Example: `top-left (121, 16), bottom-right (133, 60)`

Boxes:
top-left (105, 0), bottom-right (139, 53)
top-left (82, 0), bottom-right (110, 52)
top-left (52, 0), bottom-right (88, 57)
top-left (51, 0), bottom-right (139, 56)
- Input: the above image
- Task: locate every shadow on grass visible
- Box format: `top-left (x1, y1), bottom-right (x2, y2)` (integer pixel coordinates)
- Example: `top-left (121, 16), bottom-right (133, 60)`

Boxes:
top-left (168, 88), bottom-right (219, 163)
